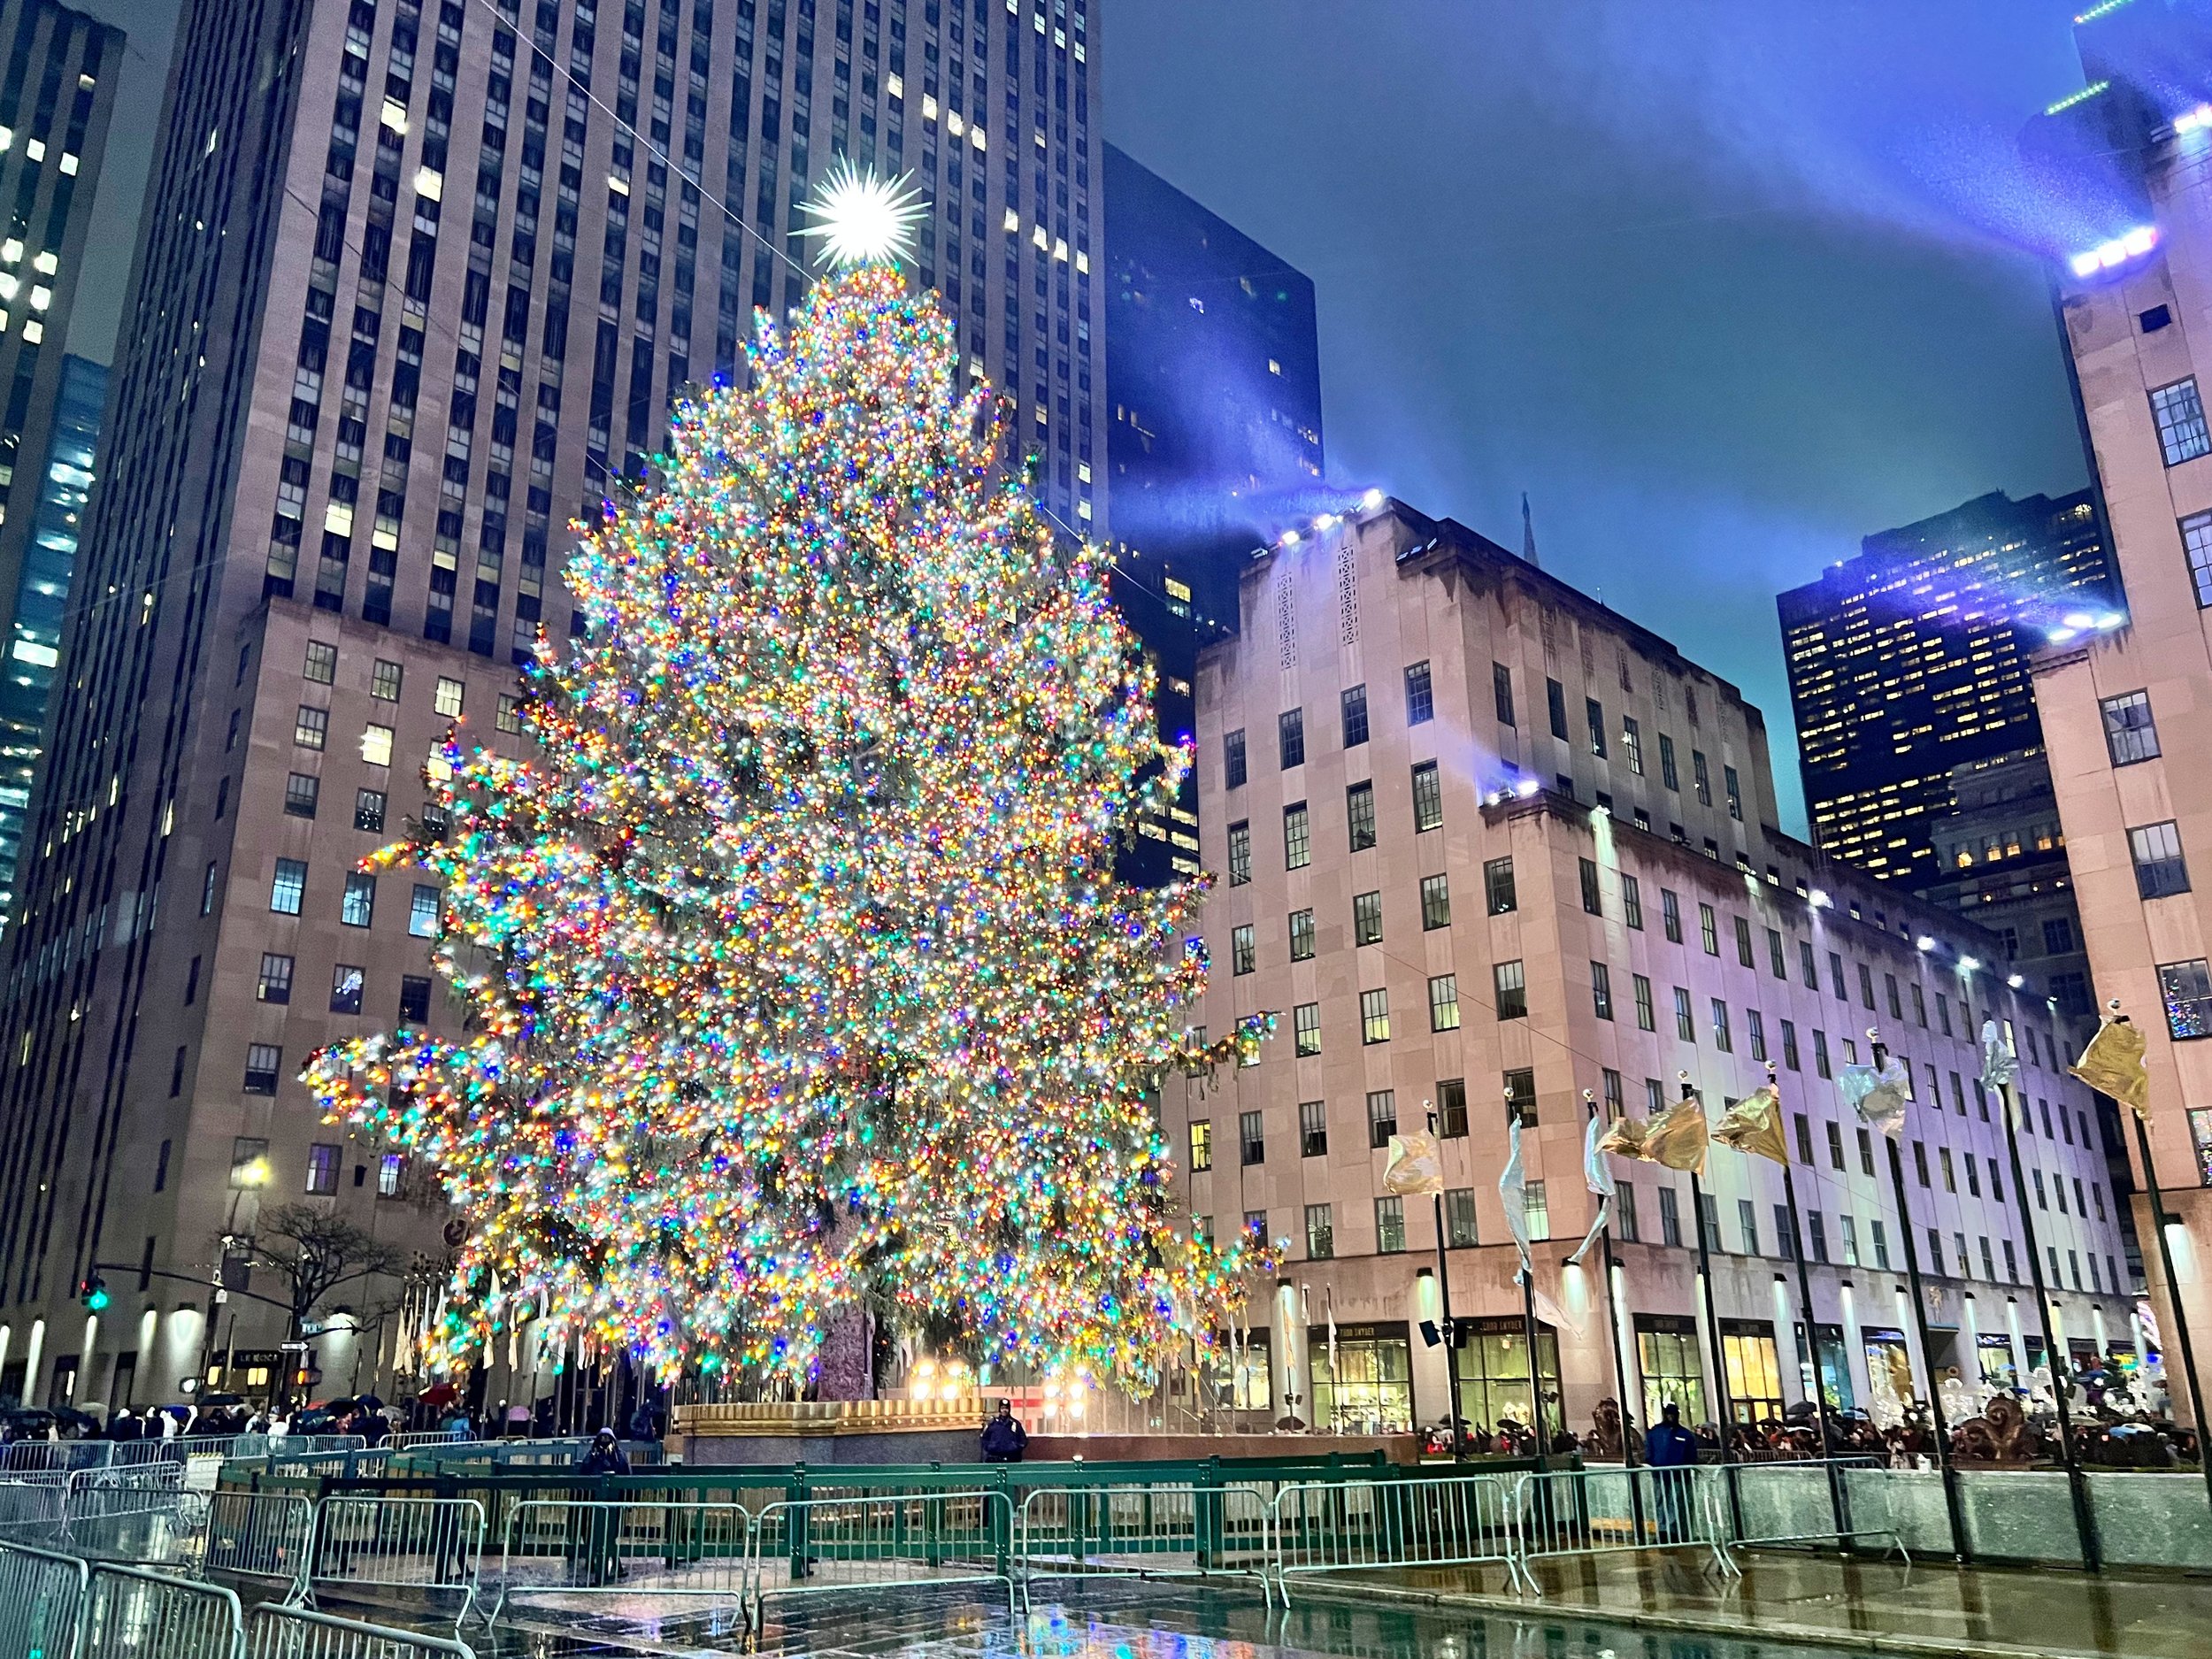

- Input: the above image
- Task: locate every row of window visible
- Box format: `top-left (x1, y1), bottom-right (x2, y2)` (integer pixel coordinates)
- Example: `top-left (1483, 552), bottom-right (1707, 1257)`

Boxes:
top-left (255, 950), bottom-right (434, 1023)
top-left (221, 1133), bottom-right (408, 1198)
top-left (265, 859), bottom-right (440, 935)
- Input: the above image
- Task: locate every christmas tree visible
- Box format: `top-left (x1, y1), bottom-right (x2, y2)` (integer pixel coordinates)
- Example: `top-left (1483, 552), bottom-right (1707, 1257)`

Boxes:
top-left (303, 168), bottom-right (1274, 1392)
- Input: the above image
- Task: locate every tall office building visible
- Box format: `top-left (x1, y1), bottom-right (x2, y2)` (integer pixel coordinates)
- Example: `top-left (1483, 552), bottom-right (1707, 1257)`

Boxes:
top-left (0, 0), bottom-right (1105, 1412)
top-left (1103, 143), bottom-right (1319, 620)
top-left (1778, 489), bottom-right (2113, 892)
top-left (0, 349), bottom-right (101, 918)
top-left (1180, 495), bottom-right (2130, 1438)
top-left (0, 1), bottom-right (122, 922)
top-left (2024, 0), bottom-right (2212, 1424)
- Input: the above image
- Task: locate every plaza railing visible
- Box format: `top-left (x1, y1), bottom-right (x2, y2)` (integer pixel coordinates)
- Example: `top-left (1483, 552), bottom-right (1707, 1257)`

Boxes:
top-left (62, 1463), bottom-right (201, 1565)
top-left (201, 1489), bottom-right (318, 1603)
top-left (492, 1496), bottom-right (754, 1621)
top-left (1514, 1463), bottom-right (1734, 1582)
top-left (1015, 1482), bottom-right (1273, 1608)
top-left (0, 1539), bottom-right (89, 1659)
top-left (748, 1490), bottom-right (1017, 1626)
top-left (80, 1560), bottom-right (245, 1658)
top-left (244, 1601), bottom-right (478, 1659)
top-left (1271, 1471), bottom-right (1527, 1601)
top-left (309, 1494), bottom-right (485, 1626)
top-left (1709, 1455), bottom-right (1908, 1564)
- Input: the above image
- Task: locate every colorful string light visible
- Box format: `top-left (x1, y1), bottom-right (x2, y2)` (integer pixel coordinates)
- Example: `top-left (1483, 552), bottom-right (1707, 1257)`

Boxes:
top-left (303, 255), bottom-right (1278, 1394)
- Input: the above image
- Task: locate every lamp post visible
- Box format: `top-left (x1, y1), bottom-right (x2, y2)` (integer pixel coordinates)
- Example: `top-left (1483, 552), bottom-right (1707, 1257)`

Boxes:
top-left (1427, 1102), bottom-right (1467, 1460)
top-left (1582, 1088), bottom-right (1640, 1466)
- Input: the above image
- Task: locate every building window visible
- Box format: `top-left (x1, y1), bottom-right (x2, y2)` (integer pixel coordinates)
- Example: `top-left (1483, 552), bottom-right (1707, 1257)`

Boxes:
top-left (1494, 960), bottom-right (1528, 1020)
top-left (1524, 1179), bottom-right (1550, 1240)
top-left (2152, 377), bottom-right (2211, 465)
top-left (1484, 856), bottom-right (1516, 914)
top-left (1747, 1008), bottom-right (1767, 1061)
top-left (1240, 1110), bottom-right (1266, 1165)
top-left (305, 1143), bottom-right (342, 1195)
top-left (1405, 660), bottom-right (1434, 726)
top-left (1675, 986), bottom-right (1695, 1041)
top-left (355, 788), bottom-right (387, 833)
top-left (1305, 1203), bottom-right (1334, 1259)
top-left (1504, 1066), bottom-right (1538, 1125)
top-left (270, 858), bottom-right (307, 914)
top-left (294, 705), bottom-right (328, 749)
top-left (1633, 974), bottom-right (1655, 1030)
top-left (378, 1154), bottom-right (405, 1197)
top-left (1586, 696), bottom-right (1607, 757)
top-left (230, 1138), bottom-right (270, 1187)
top-left (1782, 1018), bottom-right (1801, 1070)
top-left (1299, 1100), bottom-right (1327, 1158)
top-left (243, 1044), bottom-right (282, 1094)
top-left (434, 675), bottom-right (465, 717)
top-left (1367, 1089), bottom-right (1398, 1148)
top-left (1411, 761), bottom-right (1442, 831)
top-left (2185, 512), bottom-right (2212, 608)
top-left (1871, 1217), bottom-right (1891, 1270)
top-left (1289, 908), bottom-right (1316, 959)
top-left (1445, 1187), bottom-right (1479, 1247)
top-left (1814, 1028), bottom-right (1832, 1078)
top-left (1711, 998), bottom-right (1732, 1051)
top-left (1353, 889), bottom-right (1383, 944)
top-left (341, 871), bottom-right (376, 926)
top-left (1659, 733), bottom-right (1678, 790)
top-left (1493, 663), bottom-right (1516, 726)
top-left (1284, 803), bottom-right (1311, 869)
top-left (370, 658), bottom-right (403, 701)
top-left (1579, 857), bottom-right (1602, 916)
top-left (1740, 1198), bottom-right (1763, 1256)
top-left (409, 884), bottom-right (442, 937)
top-left (303, 641), bottom-right (338, 684)
top-left (1360, 988), bottom-right (1392, 1044)
top-left (1622, 716), bottom-right (1644, 774)
top-left (1223, 728), bottom-right (1247, 789)
top-left (1724, 764), bottom-right (1742, 821)
top-left (1693, 749), bottom-right (1712, 805)
top-left (359, 723), bottom-right (395, 767)
top-left (1659, 1187), bottom-right (1683, 1247)
top-left (1341, 684), bottom-right (1369, 748)
top-left (1735, 915), bottom-right (1755, 967)
top-left (2101, 690), bottom-right (2161, 765)
top-left (1375, 1195), bottom-right (1407, 1253)
top-left (284, 772), bottom-right (319, 818)
top-left (400, 975), bottom-right (433, 1025)
top-left (2131, 820), bottom-right (2190, 898)
top-left (1590, 961), bottom-right (1614, 1020)
top-left (1547, 677), bottom-right (1570, 740)
top-left (1420, 873), bottom-right (1451, 930)
top-left (1189, 1121), bottom-right (1213, 1171)
top-left (330, 964), bottom-right (365, 1015)
top-left (1699, 902), bottom-right (1719, 955)
top-left (257, 953), bottom-right (295, 1003)
top-left (1294, 1002), bottom-right (1322, 1056)
top-left (1279, 708), bottom-right (1305, 770)
top-left (1226, 821), bottom-right (1250, 885)
top-left (1430, 974), bottom-right (1462, 1031)
top-left (1230, 924), bottom-right (1256, 975)
top-left (1438, 1077), bottom-right (1470, 1138)
top-left (2158, 958), bottom-right (2212, 1040)
top-left (1346, 780), bottom-right (1377, 851)
top-left (1662, 888), bottom-right (1682, 941)
top-left (496, 694), bottom-right (526, 735)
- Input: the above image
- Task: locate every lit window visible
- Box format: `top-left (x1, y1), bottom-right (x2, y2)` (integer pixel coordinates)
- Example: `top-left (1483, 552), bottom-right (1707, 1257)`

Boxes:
top-left (2152, 378), bottom-right (2211, 466)
top-left (303, 641), bottom-right (337, 683)
top-left (2101, 690), bottom-right (2160, 764)
top-left (305, 1144), bottom-right (341, 1195)
top-left (294, 705), bottom-right (328, 749)
top-left (257, 953), bottom-right (294, 1003)
top-left (434, 676), bottom-right (465, 717)
top-left (270, 858), bottom-right (307, 914)
top-left (496, 693), bottom-right (524, 733)
top-left (2130, 820), bottom-right (2190, 899)
top-left (360, 723), bottom-right (395, 766)
top-left (341, 871), bottom-right (376, 926)
top-left (329, 964), bottom-right (364, 1015)
top-left (1360, 987), bottom-right (1391, 1045)
top-left (378, 1154), bottom-right (405, 1197)
top-left (408, 884), bottom-right (442, 938)
top-left (371, 658), bottom-right (403, 700)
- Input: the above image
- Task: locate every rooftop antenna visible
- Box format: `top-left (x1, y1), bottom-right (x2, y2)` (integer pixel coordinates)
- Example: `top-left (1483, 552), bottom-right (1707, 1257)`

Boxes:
top-left (1521, 492), bottom-right (1540, 569)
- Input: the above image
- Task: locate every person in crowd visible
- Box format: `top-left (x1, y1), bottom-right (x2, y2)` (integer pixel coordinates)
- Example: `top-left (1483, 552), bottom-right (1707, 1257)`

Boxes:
top-left (979, 1399), bottom-right (1028, 1463)
top-left (1644, 1403), bottom-right (1701, 1542)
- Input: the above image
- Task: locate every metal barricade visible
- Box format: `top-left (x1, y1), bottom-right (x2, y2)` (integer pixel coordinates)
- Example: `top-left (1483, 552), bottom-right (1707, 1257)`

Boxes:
top-left (1514, 1464), bottom-right (1733, 1585)
top-left (1271, 1473), bottom-right (1525, 1601)
top-left (1017, 1482), bottom-right (1271, 1608)
top-left (493, 1497), bottom-right (754, 1622)
top-left (81, 1561), bottom-right (244, 1658)
top-left (245, 1601), bottom-right (477, 1659)
top-left (1713, 1456), bottom-right (1907, 1566)
top-left (0, 1473), bottom-right (69, 1542)
top-left (0, 1539), bottom-right (89, 1659)
top-left (748, 1491), bottom-right (1016, 1628)
top-left (202, 1491), bottom-right (317, 1604)
top-left (0, 1441), bottom-right (110, 1475)
top-left (311, 1495), bottom-right (484, 1625)
top-left (64, 1463), bottom-right (196, 1566)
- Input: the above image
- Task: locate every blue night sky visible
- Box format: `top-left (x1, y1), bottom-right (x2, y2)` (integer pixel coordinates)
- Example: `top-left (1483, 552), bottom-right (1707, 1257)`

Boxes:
top-left (1105, 0), bottom-right (2104, 839)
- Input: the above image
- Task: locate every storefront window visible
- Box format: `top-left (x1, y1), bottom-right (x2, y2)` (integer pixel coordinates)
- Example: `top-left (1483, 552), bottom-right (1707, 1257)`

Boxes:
top-left (1312, 1325), bottom-right (1413, 1432)
top-left (1636, 1317), bottom-right (1708, 1428)
top-left (1722, 1321), bottom-right (1785, 1424)
top-left (1975, 1333), bottom-right (2017, 1392)
top-left (1863, 1327), bottom-right (1914, 1427)
top-left (1210, 1331), bottom-right (1271, 1413)
top-left (1455, 1319), bottom-right (1561, 1438)
top-left (1794, 1322), bottom-right (1854, 1411)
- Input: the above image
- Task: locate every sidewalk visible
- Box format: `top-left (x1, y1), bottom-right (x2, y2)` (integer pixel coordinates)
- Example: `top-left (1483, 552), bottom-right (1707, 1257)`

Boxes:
top-left (1341, 1550), bottom-right (2212, 1658)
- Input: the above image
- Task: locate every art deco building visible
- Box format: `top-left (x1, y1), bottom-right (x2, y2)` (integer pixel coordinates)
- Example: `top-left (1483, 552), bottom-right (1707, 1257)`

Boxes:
top-left (1179, 497), bottom-right (2131, 1440)
top-left (0, 0), bottom-right (1104, 1411)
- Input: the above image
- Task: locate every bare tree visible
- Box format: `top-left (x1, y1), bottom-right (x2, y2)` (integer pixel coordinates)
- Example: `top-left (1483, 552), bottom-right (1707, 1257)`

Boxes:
top-left (245, 1203), bottom-right (407, 1343)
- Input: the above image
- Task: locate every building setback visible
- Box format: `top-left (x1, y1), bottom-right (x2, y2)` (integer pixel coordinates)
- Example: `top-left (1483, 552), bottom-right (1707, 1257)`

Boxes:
top-left (0, 0), bottom-right (1105, 1411)
top-left (1181, 499), bottom-right (2131, 1440)
top-left (0, 0), bottom-right (121, 925)
top-left (2024, 0), bottom-right (2212, 1428)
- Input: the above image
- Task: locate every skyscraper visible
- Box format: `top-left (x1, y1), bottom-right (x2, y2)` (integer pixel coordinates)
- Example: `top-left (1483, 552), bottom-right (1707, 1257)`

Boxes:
top-left (0, 0), bottom-right (1105, 1412)
top-left (1778, 488), bottom-right (2112, 889)
top-left (0, 0), bottom-right (122, 923)
top-left (1103, 142), bottom-right (1319, 620)
top-left (0, 350), bottom-right (101, 919)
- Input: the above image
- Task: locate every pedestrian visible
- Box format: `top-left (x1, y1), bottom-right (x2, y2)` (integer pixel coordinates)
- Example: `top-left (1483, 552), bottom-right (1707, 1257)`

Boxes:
top-left (570, 1428), bottom-right (631, 1586)
top-left (979, 1399), bottom-right (1028, 1463)
top-left (1643, 1403), bottom-right (1701, 1543)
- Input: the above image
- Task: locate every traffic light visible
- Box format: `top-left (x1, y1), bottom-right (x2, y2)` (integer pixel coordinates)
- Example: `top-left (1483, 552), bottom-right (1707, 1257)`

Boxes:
top-left (80, 1273), bottom-right (109, 1311)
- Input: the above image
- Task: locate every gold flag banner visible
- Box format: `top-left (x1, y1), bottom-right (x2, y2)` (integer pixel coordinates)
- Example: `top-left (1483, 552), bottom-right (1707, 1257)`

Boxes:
top-left (1644, 1097), bottom-right (1710, 1179)
top-left (2070, 1018), bottom-right (2150, 1120)
top-left (1382, 1130), bottom-right (1446, 1195)
top-left (1597, 1117), bottom-right (1652, 1160)
top-left (1713, 1085), bottom-right (1791, 1165)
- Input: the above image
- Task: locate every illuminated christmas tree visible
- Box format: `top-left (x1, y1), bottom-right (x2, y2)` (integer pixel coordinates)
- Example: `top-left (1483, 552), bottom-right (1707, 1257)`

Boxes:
top-left (303, 168), bottom-right (1273, 1391)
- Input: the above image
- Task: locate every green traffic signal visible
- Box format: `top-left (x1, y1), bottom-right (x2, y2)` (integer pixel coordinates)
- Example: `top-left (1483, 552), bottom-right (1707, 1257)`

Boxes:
top-left (81, 1275), bottom-right (108, 1311)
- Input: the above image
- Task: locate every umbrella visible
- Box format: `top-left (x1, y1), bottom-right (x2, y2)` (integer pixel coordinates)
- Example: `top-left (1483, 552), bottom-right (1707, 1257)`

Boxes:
top-left (419, 1381), bottom-right (459, 1408)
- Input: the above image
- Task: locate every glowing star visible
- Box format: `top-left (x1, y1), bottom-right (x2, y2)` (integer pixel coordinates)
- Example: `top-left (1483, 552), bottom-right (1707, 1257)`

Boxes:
top-left (797, 160), bottom-right (929, 268)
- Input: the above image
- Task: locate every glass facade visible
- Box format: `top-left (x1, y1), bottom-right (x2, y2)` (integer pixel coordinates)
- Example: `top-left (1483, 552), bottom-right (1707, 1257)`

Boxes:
top-left (1453, 1320), bottom-right (1561, 1437)
top-left (1312, 1324), bottom-right (1413, 1433)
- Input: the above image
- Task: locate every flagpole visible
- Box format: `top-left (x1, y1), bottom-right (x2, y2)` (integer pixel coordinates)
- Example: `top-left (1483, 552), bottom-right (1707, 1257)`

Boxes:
top-left (1763, 1062), bottom-right (1844, 1541)
top-left (1869, 1028), bottom-right (1967, 1563)
top-left (1993, 1060), bottom-right (2101, 1569)
top-left (1584, 1089), bottom-right (1640, 1468)
top-left (1507, 1094), bottom-right (1549, 1472)
top-left (1678, 1071), bottom-right (1740, 1536)
top-left (1428, 1102), bottom-right (1467, 1461)
top-left (2094, 1001), bottom-right (2212, 1509)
